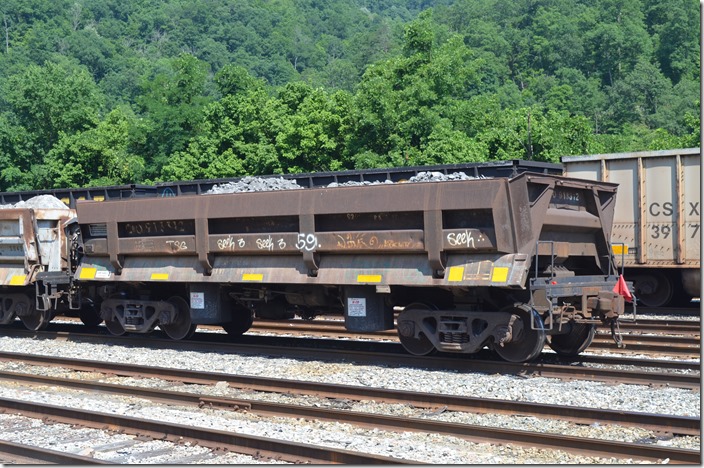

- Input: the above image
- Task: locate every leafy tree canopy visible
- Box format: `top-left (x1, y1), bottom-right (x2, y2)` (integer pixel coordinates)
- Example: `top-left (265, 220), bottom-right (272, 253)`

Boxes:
top-left (0, 0), bottom-right (698, 190)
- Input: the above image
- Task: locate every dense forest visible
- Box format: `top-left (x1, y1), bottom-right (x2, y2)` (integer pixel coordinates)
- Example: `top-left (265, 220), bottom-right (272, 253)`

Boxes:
top-left (0, 0), bottom-right (699, 191)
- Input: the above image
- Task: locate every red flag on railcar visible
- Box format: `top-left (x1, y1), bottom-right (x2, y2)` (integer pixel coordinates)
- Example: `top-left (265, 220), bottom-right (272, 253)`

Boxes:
top-left (613, 274), bottom-right (633, 302)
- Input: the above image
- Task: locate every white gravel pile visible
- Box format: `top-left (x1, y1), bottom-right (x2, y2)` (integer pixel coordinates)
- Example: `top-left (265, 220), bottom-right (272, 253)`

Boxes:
top-left (0, 334), bottom-right (697, 464)
top-left (0, 195), bottom-right (70, 210)
top-left (325, 179), bottom-right (394, 188)
top-left (206, 176), bottom-right (304, 194)
top-left (206, 171), bottom-right (479, 193)
top-left (407, 171), bottom-right (477, 182)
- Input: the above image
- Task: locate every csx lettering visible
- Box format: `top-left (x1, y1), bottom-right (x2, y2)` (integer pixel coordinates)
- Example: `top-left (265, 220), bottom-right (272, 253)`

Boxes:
top-left (690, 202), bottom-right (700, 216)
top-left (648, 201), bottom-right (700, 217)
top-left (649, 202), bottom-right (673, 217)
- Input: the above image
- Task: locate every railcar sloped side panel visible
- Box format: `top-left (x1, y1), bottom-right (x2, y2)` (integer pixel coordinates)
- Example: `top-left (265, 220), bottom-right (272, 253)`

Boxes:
top-left (75, 174), bottom-right (617, 289)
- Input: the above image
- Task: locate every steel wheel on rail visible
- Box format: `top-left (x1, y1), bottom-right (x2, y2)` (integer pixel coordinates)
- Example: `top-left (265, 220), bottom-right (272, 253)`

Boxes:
top-left (0, 298), bottom-right (16, 325)
top-left (491, 304), bottom-right (546, 363)
top-left (396, 303), bottom-right (437, 356)
top-left (634, 272), bottom-right (673, 308)
top-left (222, 304), bottom-right (254, 337)
top-left (104, 318), bottom-right (125, 336)
top-left (79, 300), bottom-right (103, 327)
top-left (160, 296), bottom-right (197, 340)
top-left (547, 321), bottom-right (596, 357)
top-left (19, 306), bottom-right (51, 331)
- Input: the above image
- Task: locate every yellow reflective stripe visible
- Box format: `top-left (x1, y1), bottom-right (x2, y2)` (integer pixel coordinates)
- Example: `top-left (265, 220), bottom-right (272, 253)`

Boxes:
top-left (448, 266), bottom-right (465, 282)
top-left (612, 245), bottom-right (629, 255)
top-left (92, 195), bottom-right (105, 202)
top-left (79, 267), bottom-right (97, 279)
top-left (357, 274), bottom-right (382, 283)
top-left (242, 273), bottom-right (264, 282)
top-left (491, 267), bottom-right (509, 283)
top-left (9, 275), bottom-right (26, 286)
top-left (151, 273), bottom-right (169, 280)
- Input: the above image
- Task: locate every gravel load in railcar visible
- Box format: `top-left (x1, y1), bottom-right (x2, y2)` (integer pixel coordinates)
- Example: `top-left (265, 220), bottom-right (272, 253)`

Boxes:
top-left (74, 170), bottom-right (630, 362)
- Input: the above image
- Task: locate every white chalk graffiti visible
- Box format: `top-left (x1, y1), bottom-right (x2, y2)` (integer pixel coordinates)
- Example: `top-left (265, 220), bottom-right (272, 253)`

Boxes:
top-left (447, 230), bottom-right (476, 248)
top-left (256, 236), bottom-right (275, 251)
top-left (165, 240), bottom-right (188, 251)
top-left (296, 233), bottom-right (319, 251)
top-left (217, 236), bottom-right (244, 251)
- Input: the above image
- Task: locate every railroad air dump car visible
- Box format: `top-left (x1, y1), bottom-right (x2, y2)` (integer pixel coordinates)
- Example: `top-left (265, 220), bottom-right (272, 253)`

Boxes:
top-left (563, 148), bottom-right (700, 308)
top-left (0, 197), bottom-right (81, 330)
top-left (73, 171), bottom-right (629, 362)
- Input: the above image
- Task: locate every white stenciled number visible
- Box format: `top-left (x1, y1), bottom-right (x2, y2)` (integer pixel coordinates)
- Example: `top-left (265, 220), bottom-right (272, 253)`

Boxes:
top-left (296, 233), bottom-right (318, 251)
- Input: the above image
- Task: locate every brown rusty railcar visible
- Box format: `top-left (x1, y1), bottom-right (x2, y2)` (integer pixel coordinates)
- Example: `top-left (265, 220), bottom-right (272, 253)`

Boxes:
top-left (0, 204), bottom-right (83, 331)
top-left (74, 173), bottom-right (628, 362)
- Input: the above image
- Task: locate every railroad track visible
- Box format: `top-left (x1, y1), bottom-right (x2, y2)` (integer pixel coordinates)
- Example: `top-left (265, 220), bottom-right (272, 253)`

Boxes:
top-left (0, 328), bottom-right (699, 390)
top-left (0, 397), bottom-right (406, 464)
top-left (53, 315), bottom-right (703, 359)
top-left (0, 353), bottom-right (698, 464)
top-left (0, 439), bottom-right (108, 464)
top-left (243, 319), bottom-right (700, 356)
top-left (229, 320), bottom-right (702, 360)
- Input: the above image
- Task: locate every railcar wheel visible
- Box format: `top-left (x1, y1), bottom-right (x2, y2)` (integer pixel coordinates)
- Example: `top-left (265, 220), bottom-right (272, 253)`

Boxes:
top-left (396, 303), bottom-right (436, 356)
top-left (19, 305), bottom-right (51, 331)
top-left (105, 319), bottom-right (125, 336)
top-left (160, 296), bottom-right (195, 340)
top-left (635, 273), bottom-right (673, 308)
top-left (547, 322), bottom-right (596, 357)
top-left (491, 304), bottom-right (545, 363)
top-left (222, 305), bottom-right (254, 337)
top-left (79, 301), bottom-right (103, 327)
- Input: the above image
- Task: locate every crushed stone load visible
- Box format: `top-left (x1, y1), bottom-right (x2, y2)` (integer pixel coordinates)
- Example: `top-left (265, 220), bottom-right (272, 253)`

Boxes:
top-left (407, 171), bottom-right (477, 182)
top-left (206, 176), bottom-right (304, 194)
top-left (326, 179), bottom-right (394, 188)
top-left (206, 171), bottom-right (479, 193)
top-left (0, 195), bottom-right (70, 210)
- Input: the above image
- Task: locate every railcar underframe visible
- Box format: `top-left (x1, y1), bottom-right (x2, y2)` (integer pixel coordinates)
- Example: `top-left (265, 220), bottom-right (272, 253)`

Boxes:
top-left (72, 173), bottom-right (628, 362)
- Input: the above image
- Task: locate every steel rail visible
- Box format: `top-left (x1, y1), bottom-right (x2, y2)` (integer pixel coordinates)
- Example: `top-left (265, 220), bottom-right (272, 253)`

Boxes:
top-left (0, 367), bottom-right (698, 437)
top-left (0, 397), bottom-right (414, 464)
top-left (559, 354), bottom-right (698, 371)
top-left (28, 320), bottom-right (704, 370)
top-left (245, 322), bottom-right (701, 356)
top-left (252, 318), bottom-right (701, 335)
top-left (0, 439), bottom-right (110, 464)
top-left (0, 331), bottom-right (698, 389)
top-left (0, 375), bottom-right (700, 463)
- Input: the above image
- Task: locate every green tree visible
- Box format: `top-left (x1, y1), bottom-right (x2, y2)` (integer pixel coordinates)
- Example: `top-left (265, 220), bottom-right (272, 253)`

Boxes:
top-left (273, 83), bottom-right (352, 173)
top-left (4, 59), bottom-right (103, 155)
top-left (0, 59), bottom-right (104, 189)
top-left (137, 53), bottom-right (211, 179)
top-left (161, 84), bottom-right (279, 181)
top-left (44, 106), bottom-right (146, 188)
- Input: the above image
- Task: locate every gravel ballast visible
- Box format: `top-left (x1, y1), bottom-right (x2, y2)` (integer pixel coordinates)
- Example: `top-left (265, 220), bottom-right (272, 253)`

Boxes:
top-left (0, 334), bottom-right (697, 464)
